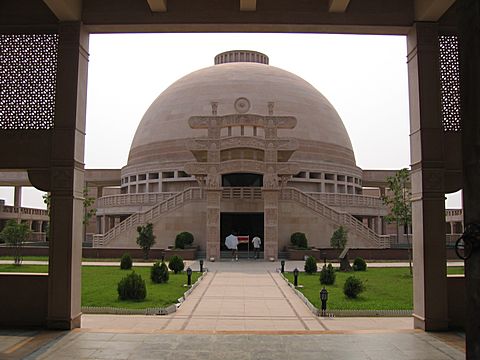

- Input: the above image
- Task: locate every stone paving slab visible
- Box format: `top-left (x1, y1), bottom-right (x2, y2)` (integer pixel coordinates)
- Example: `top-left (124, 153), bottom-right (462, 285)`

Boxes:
top-left (22, 330), bottom-right (463, 360)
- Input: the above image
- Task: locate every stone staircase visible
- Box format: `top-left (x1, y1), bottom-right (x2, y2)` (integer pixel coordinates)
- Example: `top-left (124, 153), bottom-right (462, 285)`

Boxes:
top-left (93, 186), bottom-right (389, 248)
top-left (93, 187), bottom-right (203, 247)
top-left (280, 187), bottom-right (390, 248)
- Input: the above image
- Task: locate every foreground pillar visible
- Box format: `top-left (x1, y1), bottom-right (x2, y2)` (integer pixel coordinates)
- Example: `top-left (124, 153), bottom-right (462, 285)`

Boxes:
top-left (47, 23), bottom-right (88, 330)
top-left (407, 23), bottom-right (448, 331)
top-left (458, 1), bottom-right (480, 357)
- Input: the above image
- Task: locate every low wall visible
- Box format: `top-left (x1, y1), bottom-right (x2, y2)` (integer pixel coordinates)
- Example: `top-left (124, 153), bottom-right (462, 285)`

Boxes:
top-left (82, 247), bottom-right (197, 260)
top-left (0, 273), bottom-right (48, 327)
top-left (286, 247), bottom-right (459, 261)
top-left (0, 246), bottom-right (458, 261)
top-left (447, 275), bottom-right (465, 330)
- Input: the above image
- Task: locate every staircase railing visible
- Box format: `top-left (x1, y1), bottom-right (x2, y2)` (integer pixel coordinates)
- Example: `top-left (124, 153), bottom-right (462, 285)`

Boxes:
top-left (306, 192), bottom-right (386, 209)
top-left (96, 192), bottom-right (176, 208)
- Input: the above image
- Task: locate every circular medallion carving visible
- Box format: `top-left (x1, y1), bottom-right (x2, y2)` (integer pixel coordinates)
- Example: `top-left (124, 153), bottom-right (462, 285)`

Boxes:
top-left (234, 97), bottom-right (250, 113)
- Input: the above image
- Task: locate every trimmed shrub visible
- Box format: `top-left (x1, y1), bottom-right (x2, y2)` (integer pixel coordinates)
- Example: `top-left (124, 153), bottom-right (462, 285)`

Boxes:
top-left (168, 255), bottom-right (185, 274)
top-left (120, 253), bottom-right (132, 270)
top-left (343, 276), bottom-right (365, 298)
top-left (151, 261), bottom-right (169, 283)
top-left (304, 256), bottom-right (318, 274)
top-left (353, 257), bottom-right (367, 271)
top-left (330, 226), bottom-right (348, 249)
top-left (117, 272), bottom-right (146, 301)
top-left (290, 232), bottom-right (308, 249)
top-left (175, 232), bottom-right (194, 249)
top-left (320, 263), bottom-right (336, 285)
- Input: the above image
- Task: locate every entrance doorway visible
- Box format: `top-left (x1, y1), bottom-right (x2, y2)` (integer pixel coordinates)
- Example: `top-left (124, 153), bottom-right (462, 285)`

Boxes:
top-left (220, 213), bottom-right (264, 257)
top-left (222, 173), bottom-right (263, 187)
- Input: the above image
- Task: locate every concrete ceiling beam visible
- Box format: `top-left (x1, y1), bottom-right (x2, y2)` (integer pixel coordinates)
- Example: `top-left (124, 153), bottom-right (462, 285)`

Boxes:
top-left (147, 0), bottom-right (167, 12)
top-left (415, 0), bottom-right (456, 21)
top-left (240, 0), bottom-right (257, 11)
top-left (43, 0), bottom-right (82, 21)
top-left (328, 0), bottom-right (350, 13)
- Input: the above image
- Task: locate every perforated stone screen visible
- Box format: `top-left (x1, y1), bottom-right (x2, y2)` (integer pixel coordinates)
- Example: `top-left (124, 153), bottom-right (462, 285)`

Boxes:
top-left (439, 35), bottom-right (461, 132)
top-left (0, 34), bottom-right (58, 129)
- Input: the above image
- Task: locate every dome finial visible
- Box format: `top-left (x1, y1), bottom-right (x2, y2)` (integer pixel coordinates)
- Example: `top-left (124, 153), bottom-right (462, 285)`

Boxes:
top-left (214, 50), bottom-right (269, 65)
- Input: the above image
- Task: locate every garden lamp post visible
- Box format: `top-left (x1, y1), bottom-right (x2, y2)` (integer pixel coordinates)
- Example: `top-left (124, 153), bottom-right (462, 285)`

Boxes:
top-left (199, 259), bottom-right (204, 272)
top-left (320, 287), bottom-right (328, 316)
top-left (293, 267), bottom-right (299, 287)
top-left (322, 252), bottom-right (327, 266)
top-left (280, 260), bottom-right (285, 273)
top-left (187, 267), bottom-right (192, 286)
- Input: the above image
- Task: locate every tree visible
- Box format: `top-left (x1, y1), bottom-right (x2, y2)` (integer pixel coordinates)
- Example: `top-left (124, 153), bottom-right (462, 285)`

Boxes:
top-left (42, 193), bottom-right (51, 216)
top-left (382, 168), bottom-right (412, 275)
top-left (83, 188), bottom-right (96, 226)
top-left (83, 188), bottom-right (96, 243)
top-left (0, 220), bottom-right (31, 265)
top-left (136, 223), bottom-right (156, 260)
top-left (330, 226), bottom-right (348, 249)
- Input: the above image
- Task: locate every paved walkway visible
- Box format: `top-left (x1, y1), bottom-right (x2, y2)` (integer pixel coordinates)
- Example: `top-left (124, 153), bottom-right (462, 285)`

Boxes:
top-left (81, 260), bottom-right (414, 332)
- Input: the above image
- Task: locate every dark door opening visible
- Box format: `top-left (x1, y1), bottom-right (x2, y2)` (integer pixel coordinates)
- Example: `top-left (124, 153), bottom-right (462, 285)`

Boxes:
top-left (222, 173), bottom-right (263, 187)
top-left (220, 213), bottom-right (264, 253)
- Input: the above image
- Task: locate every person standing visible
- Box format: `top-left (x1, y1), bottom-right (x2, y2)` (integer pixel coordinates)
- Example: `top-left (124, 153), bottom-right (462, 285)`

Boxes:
top-left (225, 232), bottom-right (239, 261)
top-left (252, 235), bottom-right (262, 259)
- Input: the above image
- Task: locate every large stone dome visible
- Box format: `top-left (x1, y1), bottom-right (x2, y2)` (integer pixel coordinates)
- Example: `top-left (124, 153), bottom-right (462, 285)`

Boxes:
top-left (130, 53), bottom-right (354, 157)
top-left (123, 51), bottom-right (361, 195)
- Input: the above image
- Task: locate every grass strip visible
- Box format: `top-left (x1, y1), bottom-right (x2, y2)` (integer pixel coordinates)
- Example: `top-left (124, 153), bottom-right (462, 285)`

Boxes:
top-left (0, 264), bottom-right (200, 309)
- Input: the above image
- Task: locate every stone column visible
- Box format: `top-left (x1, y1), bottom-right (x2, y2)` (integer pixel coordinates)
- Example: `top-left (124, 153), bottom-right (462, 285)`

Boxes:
top-left (407, 23), bottom-right (448, 331)
top-left (47, 23), bottom-right (88, 330)
top-left (458, 0), bottom-right (480, 357)
top-left (377, 216), bottom-right (382, 234)
top-left (14, 186), bottom-right (22, 207)
top-left (206, 189), bottom-right (221, 260)
top-left (101, 216), bottom-right (106, 233)
top-left (263, 189), bottom-right (279, 260)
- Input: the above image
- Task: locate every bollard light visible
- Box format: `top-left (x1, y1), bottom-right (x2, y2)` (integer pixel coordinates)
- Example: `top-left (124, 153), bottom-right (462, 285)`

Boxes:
top-left (293, 267), bottom-right (299, 287)
top-left (199, 259), bottom-right (204, 272)
top-left (187, 266), bottom-right (192, 286)
top-left (320, 287), bottom-right (329, 316)
top-left (280, 260), bottom-right (285, 273)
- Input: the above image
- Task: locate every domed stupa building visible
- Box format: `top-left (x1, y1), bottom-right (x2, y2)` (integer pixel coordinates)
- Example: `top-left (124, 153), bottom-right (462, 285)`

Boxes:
top-left (94, 50), bottom-right (390, 259)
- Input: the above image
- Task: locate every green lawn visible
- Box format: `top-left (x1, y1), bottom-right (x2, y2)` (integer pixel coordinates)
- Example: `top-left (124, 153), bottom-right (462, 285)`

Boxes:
top-left (0, 264), bottom-right (48, 272)
top-left (0, 264), bottom-right (200, 309)
top-left (285, 268), bottom-right (413, 310)
top-left (284, 266), bottom-right (464, 310)
top-left (0, 256), bottom-right (49, 261)
top-left (447, 266), bottom-right (464, 275)
top-left (82, 266), bottom-right (201, 309)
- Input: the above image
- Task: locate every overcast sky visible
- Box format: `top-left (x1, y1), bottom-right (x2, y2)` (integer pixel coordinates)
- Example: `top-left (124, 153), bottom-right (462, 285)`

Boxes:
top-left (0, 33), bottom-right (461, 208)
